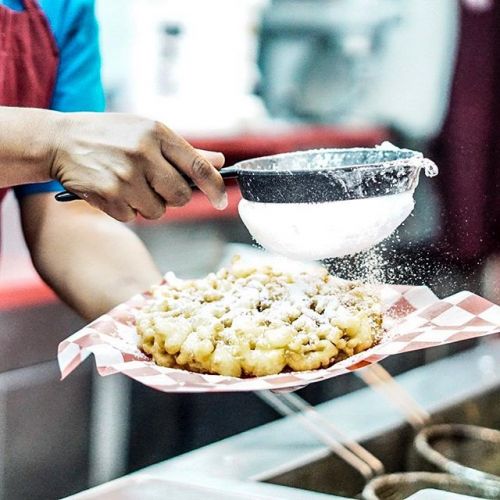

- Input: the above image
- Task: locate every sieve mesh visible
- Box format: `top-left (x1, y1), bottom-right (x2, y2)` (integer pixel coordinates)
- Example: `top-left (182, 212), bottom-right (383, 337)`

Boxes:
top-left (235, 145), bottom-right (438, 260)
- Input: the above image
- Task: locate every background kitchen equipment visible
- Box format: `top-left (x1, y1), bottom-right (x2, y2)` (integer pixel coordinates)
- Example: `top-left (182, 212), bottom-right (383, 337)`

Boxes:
top-left (357, 360), bottom-right (500, 498)
top-left (257, 0), bottom-right (458, 139)
top-left (259, 364), bottom-right (500, 499)
top-left (258, 0), bottom-right (400, 123)
top-left (56, 145), bottom-right (438, 260)
top-left (413, 424), bottom-right (500, 492)
top-left (65, 342), bottom-right (500, 499)
top-left (258, 387), bottom-right (500, 499)
top-left (257, 390), bottom-right (385, 481)
top-left (362, 472), bottom-right (496, 500)
top-left (103, 0), bottom-right (270, 135)
top-left (356, 363), bottom-right (430, 430)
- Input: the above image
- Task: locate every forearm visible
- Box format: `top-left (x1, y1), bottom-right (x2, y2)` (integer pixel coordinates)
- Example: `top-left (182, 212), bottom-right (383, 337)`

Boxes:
top-left (20, 194), bottom-right (162, 320)
top-left (0, 106), bottom-right (60, 187)
top-left (1, 107), bottom-right (226, 222)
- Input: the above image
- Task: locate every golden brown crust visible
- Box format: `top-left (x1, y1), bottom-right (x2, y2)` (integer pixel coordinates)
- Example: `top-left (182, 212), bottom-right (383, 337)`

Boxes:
top-left (137, 256), bottom-right (383, 377)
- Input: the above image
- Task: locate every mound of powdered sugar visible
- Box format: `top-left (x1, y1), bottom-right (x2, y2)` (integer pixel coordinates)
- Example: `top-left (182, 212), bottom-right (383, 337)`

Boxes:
top-left (239, 191), bottom-right (415, 261)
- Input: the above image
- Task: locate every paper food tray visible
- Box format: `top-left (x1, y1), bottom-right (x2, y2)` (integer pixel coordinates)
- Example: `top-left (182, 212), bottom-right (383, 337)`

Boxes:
top-left (57, 269), bottom-right (500, 393)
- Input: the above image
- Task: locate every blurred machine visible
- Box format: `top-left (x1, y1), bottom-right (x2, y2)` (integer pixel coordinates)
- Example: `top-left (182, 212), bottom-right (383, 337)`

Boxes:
top-left (98, 0), bottom-right (271, 135)
top-left (258, 0), bottom-right (459, 141)
top-left (258, 0), bottom-right (399, 123)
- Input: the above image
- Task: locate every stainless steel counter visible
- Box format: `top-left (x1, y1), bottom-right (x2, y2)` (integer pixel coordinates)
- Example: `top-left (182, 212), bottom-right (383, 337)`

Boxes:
top-left (67, 339), bottom-right (500, 500)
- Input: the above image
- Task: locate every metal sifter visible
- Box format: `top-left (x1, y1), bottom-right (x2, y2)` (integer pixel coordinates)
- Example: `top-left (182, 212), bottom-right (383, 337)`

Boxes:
top-left (233, 144), bottom-right (438, 260)
top-left (56, 143), bottom-right (437, 261)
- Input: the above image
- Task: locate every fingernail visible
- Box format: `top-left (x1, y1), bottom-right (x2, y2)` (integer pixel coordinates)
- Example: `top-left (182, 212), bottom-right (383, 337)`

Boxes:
top-left (214, 192), bottom-right (228, 210)
top-left (212, 152), bottom-right (225, 167)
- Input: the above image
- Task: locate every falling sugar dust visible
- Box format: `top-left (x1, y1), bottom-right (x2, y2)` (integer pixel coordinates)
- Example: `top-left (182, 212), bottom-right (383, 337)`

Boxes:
top-left (323, 240), bottom-right (440, 288)
top-left (238, 144), bottom-right (438, 262)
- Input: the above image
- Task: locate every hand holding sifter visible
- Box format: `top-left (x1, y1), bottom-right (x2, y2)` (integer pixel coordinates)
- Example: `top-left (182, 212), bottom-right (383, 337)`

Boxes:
top-left (56, 143), bottom-right (437, 260)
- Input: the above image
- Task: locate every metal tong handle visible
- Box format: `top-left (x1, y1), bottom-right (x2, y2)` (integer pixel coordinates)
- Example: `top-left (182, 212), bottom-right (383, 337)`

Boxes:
top-left (356, 364), bottom-right (430, 429)
top-left (257, 390), bottom-right (384, 480)
top-left (54, 165), bottom-right (239, 202)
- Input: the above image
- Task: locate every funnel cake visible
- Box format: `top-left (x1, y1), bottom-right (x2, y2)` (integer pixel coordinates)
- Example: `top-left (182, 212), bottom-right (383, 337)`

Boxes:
top-left (137, 257), bottom-right (383, 377)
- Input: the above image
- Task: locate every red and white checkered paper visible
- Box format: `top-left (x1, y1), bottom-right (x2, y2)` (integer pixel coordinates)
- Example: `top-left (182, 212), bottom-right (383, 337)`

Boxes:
top-left (58, 283), bottom-right (500, 393)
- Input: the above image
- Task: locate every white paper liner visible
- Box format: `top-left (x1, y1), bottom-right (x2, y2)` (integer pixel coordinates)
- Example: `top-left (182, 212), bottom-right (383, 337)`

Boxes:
top-left (58, 282), bottom-right (500, 393)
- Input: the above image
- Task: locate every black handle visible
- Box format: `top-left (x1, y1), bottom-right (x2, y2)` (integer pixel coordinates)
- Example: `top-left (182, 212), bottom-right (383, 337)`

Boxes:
top-left (55, 191), bottom-right (80, 202)
top-left (54, 165), bottom-right (239, 202)
top-left (217, 165), bottom-right (239, 182)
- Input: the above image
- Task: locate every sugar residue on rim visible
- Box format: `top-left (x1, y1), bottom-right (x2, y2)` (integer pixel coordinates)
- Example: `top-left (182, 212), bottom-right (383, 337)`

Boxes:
top-left (237, 146), bottom-right (438, 176)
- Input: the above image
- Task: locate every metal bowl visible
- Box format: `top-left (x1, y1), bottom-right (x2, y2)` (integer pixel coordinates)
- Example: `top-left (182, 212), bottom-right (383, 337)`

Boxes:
top-left (413, 423), bottom-right (500, 495)
top-left (234, 147), bottom-right (433, 203)
top-left (362, 471), bottom-right (499, 500)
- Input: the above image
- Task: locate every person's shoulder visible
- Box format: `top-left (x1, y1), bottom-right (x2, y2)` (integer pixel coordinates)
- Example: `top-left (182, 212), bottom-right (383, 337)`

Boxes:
top-left (39, 0), bottom-right (97, 46)
top-left (39, 0), bottom-right (95, 26)
top-left (40, 0), bottom-right (95, 14)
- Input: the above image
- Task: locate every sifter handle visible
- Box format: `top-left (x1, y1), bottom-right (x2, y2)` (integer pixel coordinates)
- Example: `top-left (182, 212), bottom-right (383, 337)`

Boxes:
top-left (54, 165), bottom-right (239, 202)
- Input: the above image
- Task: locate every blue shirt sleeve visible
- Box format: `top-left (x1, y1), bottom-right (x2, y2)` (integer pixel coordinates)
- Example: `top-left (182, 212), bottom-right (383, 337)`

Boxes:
top-left (14, 0), bottom-right (105, 199)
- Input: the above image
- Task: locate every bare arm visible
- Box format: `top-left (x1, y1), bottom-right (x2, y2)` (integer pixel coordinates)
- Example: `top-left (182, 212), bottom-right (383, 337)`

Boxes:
top-left (20, 192), bottom-right (162, 320)
top-left (0, 106), bottom-right (226, 221)
top-left (0, 107), bottom-right (58, 187)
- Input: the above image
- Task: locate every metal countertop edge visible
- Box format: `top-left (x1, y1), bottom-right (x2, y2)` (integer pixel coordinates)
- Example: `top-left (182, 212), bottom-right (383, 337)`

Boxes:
top-left (66, 340), bottom-right (500, 500)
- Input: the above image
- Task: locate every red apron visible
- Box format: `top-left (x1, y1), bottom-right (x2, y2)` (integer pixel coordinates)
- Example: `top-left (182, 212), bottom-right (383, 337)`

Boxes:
top-left (0, 0), bottom-right (59, 206)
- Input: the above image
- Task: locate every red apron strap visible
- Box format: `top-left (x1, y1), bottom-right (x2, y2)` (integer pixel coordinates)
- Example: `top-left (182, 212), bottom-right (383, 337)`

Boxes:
top-left (0, 0), bottom-right (60, 220)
